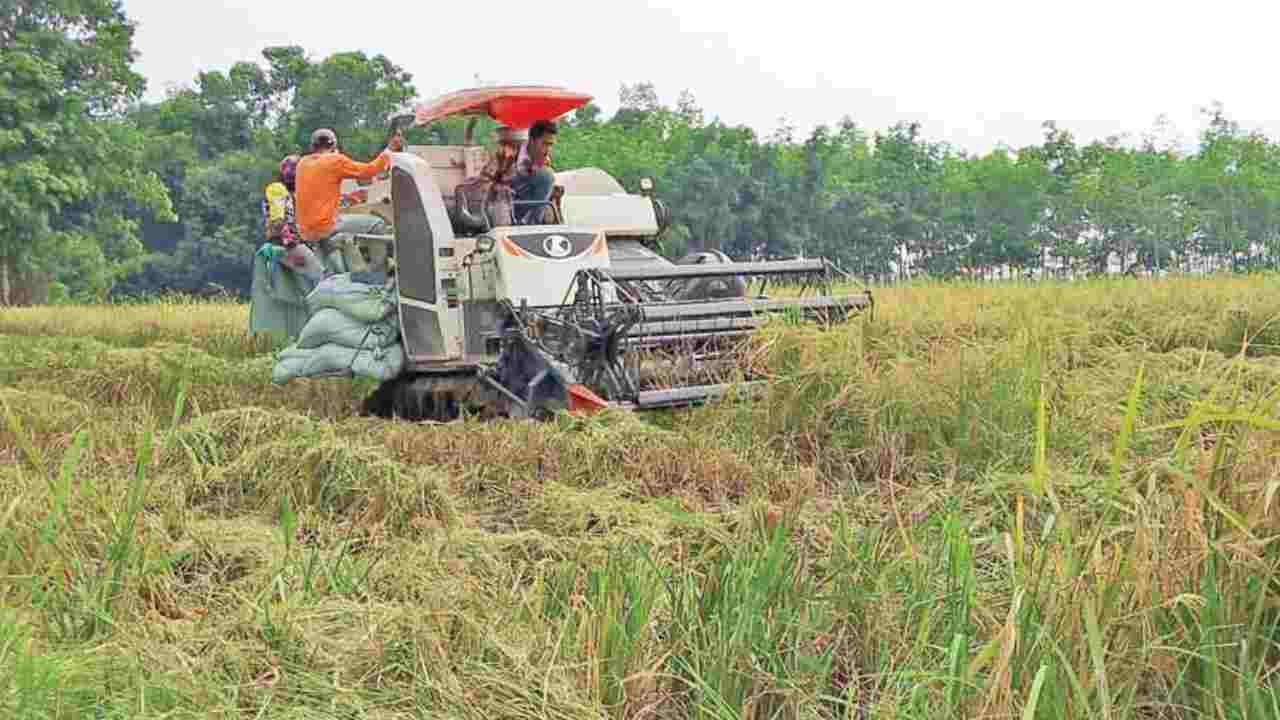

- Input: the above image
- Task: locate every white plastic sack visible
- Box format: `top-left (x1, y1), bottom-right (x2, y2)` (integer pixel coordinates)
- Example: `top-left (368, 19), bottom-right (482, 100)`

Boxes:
top-left (295, 308), bottom-right (401, 350)
top-left (305, 273), bottom-right (396, 323)
top-left (271, 341), bottom-right (405, 385)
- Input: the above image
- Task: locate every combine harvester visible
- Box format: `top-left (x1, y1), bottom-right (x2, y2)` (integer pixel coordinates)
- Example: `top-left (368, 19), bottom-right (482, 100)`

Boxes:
top-left (319, 85), bottom-right (874, 422)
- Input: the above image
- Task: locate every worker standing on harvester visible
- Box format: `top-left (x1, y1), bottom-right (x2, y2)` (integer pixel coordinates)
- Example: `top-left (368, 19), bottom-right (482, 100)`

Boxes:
top-left (294, 127), bottom-right (404, 274)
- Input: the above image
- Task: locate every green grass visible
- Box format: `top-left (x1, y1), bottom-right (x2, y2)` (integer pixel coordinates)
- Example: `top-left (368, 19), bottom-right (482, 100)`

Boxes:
top-left (1, 274), bottom-right (1279, 718)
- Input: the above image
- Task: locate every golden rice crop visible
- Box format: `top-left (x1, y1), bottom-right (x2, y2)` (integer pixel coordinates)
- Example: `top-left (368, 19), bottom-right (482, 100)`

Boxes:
top-left (2, 273), bottom-right (1279, 718)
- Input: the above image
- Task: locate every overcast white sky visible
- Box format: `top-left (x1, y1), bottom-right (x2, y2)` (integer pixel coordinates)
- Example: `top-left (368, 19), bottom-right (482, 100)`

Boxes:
top-left (122, 0), bottom-right (1280, 155)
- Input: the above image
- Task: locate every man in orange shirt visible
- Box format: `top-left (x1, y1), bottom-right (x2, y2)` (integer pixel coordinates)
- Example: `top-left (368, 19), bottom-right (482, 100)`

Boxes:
top-left (293, 128), bottom-right (403, 276)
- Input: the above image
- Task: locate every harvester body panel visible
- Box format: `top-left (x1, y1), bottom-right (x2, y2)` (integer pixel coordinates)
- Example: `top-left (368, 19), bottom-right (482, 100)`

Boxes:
top-left (389, 155), bottom-right (463, 363)
top-left (492, 228), bottom-right (613, 308)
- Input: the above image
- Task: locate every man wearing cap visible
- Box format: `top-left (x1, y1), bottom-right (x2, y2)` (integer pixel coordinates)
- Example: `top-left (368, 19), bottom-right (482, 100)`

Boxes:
top-left (294, 128), bottom-right (403, 272)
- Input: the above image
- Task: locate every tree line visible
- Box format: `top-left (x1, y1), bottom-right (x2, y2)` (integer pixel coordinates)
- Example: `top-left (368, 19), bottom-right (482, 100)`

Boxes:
top-left (5, 1), bottom-right (1278, 304)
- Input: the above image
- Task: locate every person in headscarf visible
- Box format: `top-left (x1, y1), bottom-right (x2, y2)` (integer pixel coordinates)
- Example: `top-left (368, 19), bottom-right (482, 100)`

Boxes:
top-left (250, 154), bottom-right (315, 339)
top-left (455, 126), bottom-right (522, 228)
top-left (262, 154), bottom-right (300, 247)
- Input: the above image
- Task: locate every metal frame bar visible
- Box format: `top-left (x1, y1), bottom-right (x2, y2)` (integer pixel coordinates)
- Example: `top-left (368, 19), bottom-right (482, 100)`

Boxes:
top-left (596, 259), bottom-right (836, 282)
top-left (617, 382), bottom-right (766, 410)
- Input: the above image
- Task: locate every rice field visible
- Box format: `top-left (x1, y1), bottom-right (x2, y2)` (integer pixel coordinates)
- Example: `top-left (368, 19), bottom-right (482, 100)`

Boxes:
top-left (1, 274), bottom-right (1279, 719)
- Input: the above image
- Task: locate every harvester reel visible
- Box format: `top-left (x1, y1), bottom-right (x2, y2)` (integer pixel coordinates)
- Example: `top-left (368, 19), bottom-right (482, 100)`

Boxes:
top-left (558, 304), bottom-right (643, 401)
top-left (523, 301), bottom-right (643, 402)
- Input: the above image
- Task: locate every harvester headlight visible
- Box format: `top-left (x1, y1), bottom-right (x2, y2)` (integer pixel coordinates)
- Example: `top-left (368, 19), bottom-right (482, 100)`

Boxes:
top-left (639, 177), bottom-right (654, 193)
top-left (475, 235), bottom-right (495, 253)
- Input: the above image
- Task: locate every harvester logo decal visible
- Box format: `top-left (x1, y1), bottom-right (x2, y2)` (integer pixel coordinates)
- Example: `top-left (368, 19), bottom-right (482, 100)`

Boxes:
top-left (543, 234), bottom-right (573, 258)
top-left (505, 232), bottom-right (597, 260)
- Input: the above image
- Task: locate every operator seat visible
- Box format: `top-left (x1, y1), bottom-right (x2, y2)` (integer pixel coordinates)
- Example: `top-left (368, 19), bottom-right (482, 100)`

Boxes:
top-left (452, 178), bottom-right (515, 234)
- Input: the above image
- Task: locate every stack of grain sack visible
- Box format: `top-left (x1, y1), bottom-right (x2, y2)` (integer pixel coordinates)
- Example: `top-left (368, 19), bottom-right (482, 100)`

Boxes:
top-left (271, 271), bottom-right (406, 385)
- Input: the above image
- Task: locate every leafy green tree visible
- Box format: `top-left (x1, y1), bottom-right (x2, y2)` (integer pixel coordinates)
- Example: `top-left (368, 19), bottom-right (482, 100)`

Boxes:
top-left (870, 122), bottom-right (948, 278)
top-left (566, 102), bottom-right (603, 128)
top-left (115, 47), bottom-right (421, 297)
top-left (289, 51), bottom-right (416, 159)
top-left (0, 0), bottom-right (174, 303)
top-left (1019, 122), bottom-right (1089, 275)
top-left (1184, 105), bottom-right (1280, 272)
top-left (122, 150), bottom-right (275, 296)
top-left (52, 63), bottom-right (1280, 301)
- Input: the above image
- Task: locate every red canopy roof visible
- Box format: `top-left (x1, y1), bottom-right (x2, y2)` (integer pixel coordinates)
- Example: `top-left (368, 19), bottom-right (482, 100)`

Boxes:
top-left (412, 85), bottom-right (593, 129)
